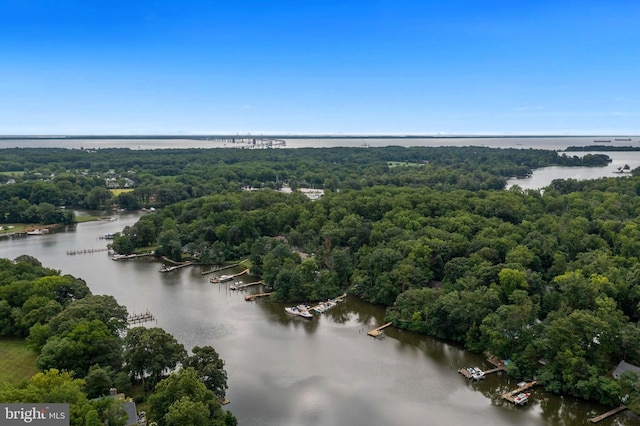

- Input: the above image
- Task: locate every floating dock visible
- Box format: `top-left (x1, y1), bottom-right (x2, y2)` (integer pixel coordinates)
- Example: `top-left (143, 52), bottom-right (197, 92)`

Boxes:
top-left (502, 381), bottom-right (536, 404)
top-left (244, 292), bottom-right (273, 301)
top-left (589, 406), bottom-right (627, 423)
top-left (367, 322), bottom-right (392, 338)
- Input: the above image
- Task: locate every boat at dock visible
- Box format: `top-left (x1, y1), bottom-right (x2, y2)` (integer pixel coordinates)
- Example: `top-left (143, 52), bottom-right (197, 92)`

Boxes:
top-left (26, 229), bottom-right (47, 235)
top-left (111, 254), bottom-right (137, 260)
top-left (471, 367), bottom-right (485, 380)
top-left (285, 305), bottom-right (313, 319)
top-left (513, 392), bottom-right (530, 405)
top-left (209, 268), bottom-right (249, 283)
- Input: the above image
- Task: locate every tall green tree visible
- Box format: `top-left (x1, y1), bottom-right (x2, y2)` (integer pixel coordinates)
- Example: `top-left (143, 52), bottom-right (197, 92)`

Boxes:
top-left (147, 368), bottom-right (235, 426)
top-left (184, 346), bottom-right (228, 400)
top-left (123, 327), bottom-right (187, 389)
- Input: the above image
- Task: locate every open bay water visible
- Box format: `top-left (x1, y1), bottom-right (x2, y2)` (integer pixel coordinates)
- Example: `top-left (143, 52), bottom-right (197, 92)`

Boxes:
top-left (0, 135), bottom-right (638, 150)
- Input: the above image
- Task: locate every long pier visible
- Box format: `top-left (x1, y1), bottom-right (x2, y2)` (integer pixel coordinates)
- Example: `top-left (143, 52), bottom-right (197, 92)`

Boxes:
top-left (589, 406), bottom-right (627, 423)
top-left (368, 322), bottom-right (392, 338)
top-left (210, 269), bottom-right (249, 283)
top-left (201, 263), bottom-right (239, 275)
top-left (112, 252), bottom-right (153, 260)
top-left (502, 381), bottom-right (536, 404)
top-left (160, 261), bottom-right (193, 272)
top-left (67, 247), bottom-right (110, 255)
top-left (483, 366), bottom-right (507, 375)
top-left (458, 365), bottom-right (505, 380)
top-left (308, 294), bottom-right (347, 312)
top-left (231, 280), bottom-right (263, 290)
top-left (127, 310), bottom-right (156, 326)
top-left (244, 292), bottom-right (273, 301)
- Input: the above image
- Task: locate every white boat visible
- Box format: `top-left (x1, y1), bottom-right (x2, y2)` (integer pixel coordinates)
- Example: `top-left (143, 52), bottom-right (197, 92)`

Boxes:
top-left (210, 274), bottom-right (234, 283)
top-left (472, 368), bottom-right (485, 380)
top-left (325, 300), bottom-right (337, 309)
top-left (313, 303), bottom-right (327, 314)
top-left (284, 306), bottom-right (299, 315)
top-left (297, 309), bottom-right (313, 319)
top-left (513, 392), bottom-right (530, 405)
top-left (26, 229), bottom-right (45, 235)
top-left (285, 304), bottom-right (313, 319)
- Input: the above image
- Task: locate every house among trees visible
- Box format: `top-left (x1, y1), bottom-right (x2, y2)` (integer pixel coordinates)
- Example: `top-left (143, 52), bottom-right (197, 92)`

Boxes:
top-left (109, 388), bottom-right (146, 426)
top-left (613, 361), bottom-right (640, 379)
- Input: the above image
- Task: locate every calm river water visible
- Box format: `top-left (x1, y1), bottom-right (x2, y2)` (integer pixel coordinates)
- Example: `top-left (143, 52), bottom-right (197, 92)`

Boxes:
top-left (1, 213), bottom-right (638, 425)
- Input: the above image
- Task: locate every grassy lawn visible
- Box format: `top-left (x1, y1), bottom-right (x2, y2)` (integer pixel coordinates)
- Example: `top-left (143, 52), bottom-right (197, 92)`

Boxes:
top-left (0, 338), bottom-right (39, 384)
top-left (110, 189), bottom-right (134, 196)
top-left (75, 215), bottom-right (100, 223)
top-left (0, 224), bottom-right (28, 234)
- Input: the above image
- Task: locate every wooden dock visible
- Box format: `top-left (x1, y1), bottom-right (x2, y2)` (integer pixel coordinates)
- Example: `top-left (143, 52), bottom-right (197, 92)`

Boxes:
top-left (483, 366), bottom-right (507, 374)
top-left (127, 310), bottom-right (156, 326)
top-left (210, 269), bottom-right (249, 283)
top-left (458, 368), bottom-right (474, 379)
top-left (502, 381), bottom-right (536, 404)
top-left (244, 292), bottom-right (273, 301)
top-left (486, 354), bottom-right (508, 369)
top-left (368, 322), bottom-right (392, 338)
top-left (201, 263), bottom-right (239, 275)
top-left (231, 280), bottom-right (262, 291)
top-left (589, 406), bottom-right (627, 423)
top-left (112, 252), bottom-right (153, 260)
top-left (160, 261), bottom-right (193, 272)
top-left (334, 294), bottom-right (347, 303)
top-left (67, 247), bottom-right (110, 255)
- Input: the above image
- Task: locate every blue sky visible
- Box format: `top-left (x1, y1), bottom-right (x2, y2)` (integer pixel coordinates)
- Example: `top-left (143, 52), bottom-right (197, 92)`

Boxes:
top-left (1, 1), bottom-right (639, 135)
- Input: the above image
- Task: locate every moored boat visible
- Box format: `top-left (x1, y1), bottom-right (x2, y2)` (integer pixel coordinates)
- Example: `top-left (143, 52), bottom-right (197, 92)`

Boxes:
top-left (472, 368), bottom-right (485, 380)
top-left (26, 229), bottom-right (46, 235)
top-left (210, 274), bottom-right (234, 283)
top-left (285, 304), bottom-right (313, 319)
top-left (513, 392), bottom-right (530, 405)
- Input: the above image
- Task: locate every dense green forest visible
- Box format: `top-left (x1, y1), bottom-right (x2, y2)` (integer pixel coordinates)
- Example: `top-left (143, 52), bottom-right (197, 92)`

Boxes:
top-left (0, 146), bottom-right (610, 224)
top-left (114, 178), bottom-right (640, 409)
top-left (0, 256), bottom-right (235, 426)
top-left (2, 145), bottom-right (639, 412)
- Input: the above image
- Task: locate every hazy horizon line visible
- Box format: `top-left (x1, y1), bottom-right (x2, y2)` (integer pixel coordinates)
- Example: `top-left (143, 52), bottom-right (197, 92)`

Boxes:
top-left (1, 133), bottom-right (638, 140)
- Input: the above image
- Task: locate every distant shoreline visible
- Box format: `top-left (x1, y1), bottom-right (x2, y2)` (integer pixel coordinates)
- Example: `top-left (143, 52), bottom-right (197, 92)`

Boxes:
top-left (0, 134), bottom-right (638, 141)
